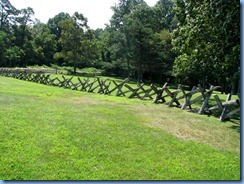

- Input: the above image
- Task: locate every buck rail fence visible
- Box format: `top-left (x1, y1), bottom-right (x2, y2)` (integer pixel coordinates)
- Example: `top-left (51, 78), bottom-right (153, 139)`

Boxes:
top-left (0, 68), bottom-right (240, 123)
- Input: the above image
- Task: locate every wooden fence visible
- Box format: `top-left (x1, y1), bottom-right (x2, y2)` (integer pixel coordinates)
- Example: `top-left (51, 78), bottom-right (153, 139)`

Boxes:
top-left (0, 68), bottom-right (240, 122)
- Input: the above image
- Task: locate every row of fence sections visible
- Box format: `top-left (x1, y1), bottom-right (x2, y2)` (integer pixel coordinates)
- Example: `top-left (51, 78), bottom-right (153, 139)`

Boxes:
top-left (0, 68), bottom-right (240, 123)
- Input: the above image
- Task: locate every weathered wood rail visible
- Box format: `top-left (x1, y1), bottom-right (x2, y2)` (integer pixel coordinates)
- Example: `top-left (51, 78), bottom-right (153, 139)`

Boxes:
top-left (0, 68), bottom-right (240, 122)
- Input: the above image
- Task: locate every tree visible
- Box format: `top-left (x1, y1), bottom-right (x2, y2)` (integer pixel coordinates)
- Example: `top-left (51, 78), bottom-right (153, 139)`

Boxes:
top-left (110, 0), bottom-right (144, 29)
top-left (47, 12), bottom-right (71, 66)
top-left (124, 2), bottom-right (154, 82)
top-left (32, 21), bottom-right (57, 66)
top-left (0, 0), bottom-right (18, 30)
top-left (109, 0), bottom-right (145, 77)
top-left (55, 12), bottom-right (93, 74)
top-left (47, 12), bottom-right (71, 40)
top-left (0, 0), bottom-right (19, 66)
top-left (0, 30), bottom-right (7, 66)
top-left (124, 2), bottom-right (176, 83)
top-left (172, 0), bottom-right (240, 92)
top-left (149, 29), bottom-right (175, 83)
top-left (151, 0), bottom-right (176, 32)
top-left (7, 7), bottom-right (35, 67)
top-left (104, 0), bottom-right (176, 82)
top-left (5, 45), bottom-right (21, 66)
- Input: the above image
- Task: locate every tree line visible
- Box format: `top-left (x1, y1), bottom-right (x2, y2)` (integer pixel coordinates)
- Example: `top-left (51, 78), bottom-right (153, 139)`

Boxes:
top-left (0, 0), bottom-right (240, 94)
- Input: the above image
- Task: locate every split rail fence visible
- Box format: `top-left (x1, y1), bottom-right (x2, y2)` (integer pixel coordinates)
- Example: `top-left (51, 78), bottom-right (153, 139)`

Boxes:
top-left (0, 68), bottom-right (240, 122)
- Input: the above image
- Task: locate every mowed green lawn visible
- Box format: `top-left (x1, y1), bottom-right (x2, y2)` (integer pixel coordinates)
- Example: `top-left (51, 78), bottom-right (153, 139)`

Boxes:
top-left (0, 76), bottom-right (240, 180)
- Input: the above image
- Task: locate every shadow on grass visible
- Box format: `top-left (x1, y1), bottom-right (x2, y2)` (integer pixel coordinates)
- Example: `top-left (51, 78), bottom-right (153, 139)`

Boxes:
top-left (229, 124), bottom-right (240, 133)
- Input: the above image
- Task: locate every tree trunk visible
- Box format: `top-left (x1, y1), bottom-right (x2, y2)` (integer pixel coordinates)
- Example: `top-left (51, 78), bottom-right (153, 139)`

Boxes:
top-left (127, 59), bottom-right (130, 78)
top-left (237, 77), bottom-right (240, 95)
top-left (221, 77), bottom-right (226, 94)
top-left (231, 80), bottom-right (236, 95)
top-left (137, 65), bottom-right (143, 84)
top-left (73, 62), bottom-right (77, 75)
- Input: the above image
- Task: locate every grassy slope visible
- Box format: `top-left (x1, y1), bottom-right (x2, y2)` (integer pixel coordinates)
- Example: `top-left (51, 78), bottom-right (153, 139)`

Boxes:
top-left (0, 76), bottom-right (240, 180)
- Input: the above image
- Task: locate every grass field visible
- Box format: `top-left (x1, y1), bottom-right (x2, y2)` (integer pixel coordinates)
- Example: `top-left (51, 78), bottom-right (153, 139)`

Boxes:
top-left (0, 76), bottom-right (240, 180)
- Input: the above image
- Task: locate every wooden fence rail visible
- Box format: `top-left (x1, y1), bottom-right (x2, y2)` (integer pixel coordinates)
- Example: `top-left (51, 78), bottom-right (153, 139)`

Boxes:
top-left (0, 68), bottom-right (240, 122)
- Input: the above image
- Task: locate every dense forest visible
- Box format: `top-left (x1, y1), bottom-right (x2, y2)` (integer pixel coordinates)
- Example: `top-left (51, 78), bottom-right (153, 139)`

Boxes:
top-left (0, 0), bottom-right (240, 94)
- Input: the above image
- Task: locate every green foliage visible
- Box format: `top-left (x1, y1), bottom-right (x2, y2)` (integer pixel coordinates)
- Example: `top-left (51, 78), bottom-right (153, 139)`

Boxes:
top-left (103, 0), bottom-right (176, 82)
top-left (55, 12), bottom-right (96, 74)
top-left (80, 67), bottom-right (103, 73)
top-left (151, 0), bottom-right (176, 32)
top-left (123, 2), bottom-right (155, 81)
top-left (172, 0), bottom-right (240, 92)
top-left (47, 12), bottom-right (71, 66)
top-left (27, 64), bottom-right (50, 69)
top-left (0, 31), bottom-right (7, 66)
top-left (33, 22), bottom-right (57, 65)
top-left (5, 46), bottom-right (21, 66)
top-left (47, 12), bottom-right (71, 40)
top-left (0, 0), bottom-right (19, 30)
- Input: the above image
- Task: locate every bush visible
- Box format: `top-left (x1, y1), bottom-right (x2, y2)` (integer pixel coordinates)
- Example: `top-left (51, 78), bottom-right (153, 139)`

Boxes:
top-left (28, 65), bottom-right (50, 69)
top-left (80, 67), bottom-right (103, 73)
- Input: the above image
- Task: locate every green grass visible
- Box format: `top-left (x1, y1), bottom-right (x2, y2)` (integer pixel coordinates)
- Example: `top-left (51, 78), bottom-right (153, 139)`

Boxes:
top-left (0, 76), bottom-right (240, 180)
